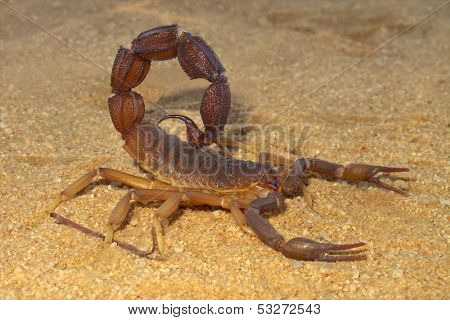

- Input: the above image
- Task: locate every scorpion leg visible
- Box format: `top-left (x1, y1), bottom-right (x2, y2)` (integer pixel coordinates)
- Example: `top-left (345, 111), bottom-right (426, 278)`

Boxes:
top-left (50, 212), bottom-right (152, 257)
top-left (149, 193), bottom-right (182, 255)
top-left (305, 158), bottom-right (410, 195)
top-left (229, 201), bottom-right (254, 235)
top-left (105, 191), bottom-right (133, 244)
top-left (51, 189), bottom-right (183, 257)
top-left (136, 190), bottom-right (252, 253)
top-left (106, 190), bottom-right (182, 255)
top-left (180, 191), bottom-right (253, 232)
top-left (29, 169), bottom-right (97, 228)
top-left (244, 193), bottom-right (366, 262)
top-left (30, 168), bottom-right (170, 228)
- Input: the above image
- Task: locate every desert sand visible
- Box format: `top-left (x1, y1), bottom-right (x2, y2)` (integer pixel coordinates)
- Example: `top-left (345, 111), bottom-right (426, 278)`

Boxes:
top-left (0, 0), bottom-right (448, 299)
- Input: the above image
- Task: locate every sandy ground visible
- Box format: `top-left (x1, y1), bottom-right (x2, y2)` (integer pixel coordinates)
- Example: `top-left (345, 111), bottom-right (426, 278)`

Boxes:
top-left (0, 0), bottom-right (448, 299)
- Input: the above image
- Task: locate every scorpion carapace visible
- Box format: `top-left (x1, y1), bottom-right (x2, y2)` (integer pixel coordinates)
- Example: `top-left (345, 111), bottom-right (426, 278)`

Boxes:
top-left (43, 25), bottom-right (411, 262)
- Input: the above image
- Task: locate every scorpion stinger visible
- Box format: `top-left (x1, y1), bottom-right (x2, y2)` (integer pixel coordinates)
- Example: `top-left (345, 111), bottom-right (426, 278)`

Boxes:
top-left (158, 114), bottom-right (205, 148)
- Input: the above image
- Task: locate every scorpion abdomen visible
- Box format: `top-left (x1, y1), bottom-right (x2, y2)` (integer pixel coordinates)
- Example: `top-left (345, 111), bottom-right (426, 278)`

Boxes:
top-left (123, 124), bottom-right (268, 192)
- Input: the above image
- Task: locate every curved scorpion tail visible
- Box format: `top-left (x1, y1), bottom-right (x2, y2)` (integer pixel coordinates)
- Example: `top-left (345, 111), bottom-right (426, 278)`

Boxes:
top-left (107, 24), bottom-right (231, 147)
top-left (107, 25), bottom-right (179, 138)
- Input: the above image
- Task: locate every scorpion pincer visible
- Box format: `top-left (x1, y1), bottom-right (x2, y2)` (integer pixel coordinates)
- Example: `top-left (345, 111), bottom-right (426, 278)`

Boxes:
top-left (43, 25), bottom-right (410, 262)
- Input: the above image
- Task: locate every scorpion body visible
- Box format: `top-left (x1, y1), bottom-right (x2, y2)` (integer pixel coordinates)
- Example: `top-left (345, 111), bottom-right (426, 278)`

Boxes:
top-left (43, 25), bottom-right (410, 262)
top-left (124, 123), bottom-right (276, 193)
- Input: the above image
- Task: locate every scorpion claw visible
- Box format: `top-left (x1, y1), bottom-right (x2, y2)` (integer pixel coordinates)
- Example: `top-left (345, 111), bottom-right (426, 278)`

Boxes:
top-left (318, 253), bottom-right (367, 262)
top-left (280, 237), bottom-right (366, 262)
top-left (372, 166), bottom-right (410, 174)
top-left (341, 164), bottom-right (410, 182)
top-left (369, 177), bottom-right (409, 196)
top-left (364, 166), bottom-right (410, 196)
top-left (307, 159), bottom-right (411, 195)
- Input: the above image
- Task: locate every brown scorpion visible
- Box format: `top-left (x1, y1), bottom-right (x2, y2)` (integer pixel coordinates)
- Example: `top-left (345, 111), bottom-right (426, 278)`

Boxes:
top-left (43, 25), bottom-right (410, 262)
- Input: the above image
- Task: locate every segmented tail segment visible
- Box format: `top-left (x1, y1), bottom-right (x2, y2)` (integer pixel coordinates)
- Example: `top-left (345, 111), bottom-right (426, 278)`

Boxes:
top-left (108, 24), bottom-right (231, 146)
top-left (108, 25), bottom-right (179, 137)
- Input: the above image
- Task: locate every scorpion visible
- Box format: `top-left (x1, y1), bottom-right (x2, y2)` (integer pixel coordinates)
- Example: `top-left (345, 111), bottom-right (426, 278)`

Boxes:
top-left (44, 25), bottom-right (410, 262)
